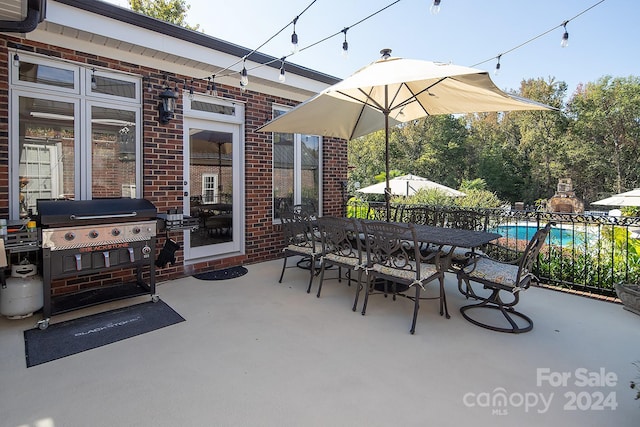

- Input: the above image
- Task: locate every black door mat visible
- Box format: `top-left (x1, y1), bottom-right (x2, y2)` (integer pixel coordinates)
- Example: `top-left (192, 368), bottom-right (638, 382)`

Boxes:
top-left (193, 266), bottom-right (248, 280)
top-left (24, 300), bottom-right (184, 367)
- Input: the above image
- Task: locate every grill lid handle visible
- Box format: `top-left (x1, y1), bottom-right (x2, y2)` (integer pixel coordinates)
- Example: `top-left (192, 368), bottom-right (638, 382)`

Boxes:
top-left (70, 212), bottom-right (138, 220)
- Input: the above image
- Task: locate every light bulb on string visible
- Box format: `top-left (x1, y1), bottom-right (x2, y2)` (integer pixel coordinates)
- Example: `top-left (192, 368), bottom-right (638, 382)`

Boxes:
top-left (240, 59), bottom-right (249, 87)
top-left (279, 58), bottom-right (286, 83)
top-left (91, 68), bottom-right (97, 90)
top-left (188, 79), bottom-right (195, 100)
top-left (561, 21), bottom-right (569, 48)
top-left (430, 0), bottom-right (441, 15)
top-left (341, 28), bottom-right (349, 58)
top-left (494, 55), bottom-right (501, 76)
top-left (291, 16), bottom-right (299, 53)
top-left (212, 76), bottom-right (218, 97)
top-left (13, 51), bottom-right (20, 67)
top-left (206, 76), bottom-right (212, 95)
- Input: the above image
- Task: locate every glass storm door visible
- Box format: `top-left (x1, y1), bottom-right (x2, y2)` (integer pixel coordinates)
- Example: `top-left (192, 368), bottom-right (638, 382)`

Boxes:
top-left (184, 118), bottom-right (241, 260)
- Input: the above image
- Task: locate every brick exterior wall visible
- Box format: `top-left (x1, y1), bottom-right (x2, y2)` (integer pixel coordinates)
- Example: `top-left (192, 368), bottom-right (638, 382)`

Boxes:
top-left (0, 36), bottom-right (347, 297)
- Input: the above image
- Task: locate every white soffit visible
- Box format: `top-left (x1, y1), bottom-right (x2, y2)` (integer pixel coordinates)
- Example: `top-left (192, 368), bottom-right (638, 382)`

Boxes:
top-left (24, 1), bottom-right (327, 101)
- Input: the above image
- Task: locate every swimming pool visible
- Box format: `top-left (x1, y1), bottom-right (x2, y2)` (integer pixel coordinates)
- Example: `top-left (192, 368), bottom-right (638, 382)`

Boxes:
top-left (492, 224), bottom-right (589, 246)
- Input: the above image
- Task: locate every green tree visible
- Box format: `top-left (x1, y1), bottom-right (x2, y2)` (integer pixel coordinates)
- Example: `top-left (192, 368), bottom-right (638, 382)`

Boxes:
top-left (393, 115), bottom-right (469, 188)
top-left (567, 76), bottom-right (640, 198)
top-left (129, 0), bottom-right (201, 31)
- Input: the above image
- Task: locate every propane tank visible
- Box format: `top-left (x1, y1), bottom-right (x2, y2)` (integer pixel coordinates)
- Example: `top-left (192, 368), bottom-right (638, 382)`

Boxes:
top-left (0, 262), bottom-right (43, 319)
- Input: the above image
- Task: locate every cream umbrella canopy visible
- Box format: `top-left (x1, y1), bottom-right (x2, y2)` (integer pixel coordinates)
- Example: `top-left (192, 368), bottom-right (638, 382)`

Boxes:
top-left (258, 49), bottom-right (552, 219)
top-left (357, 174), bottom-right (465, 197)
top-left (592, 189), bottom-right (640, 207)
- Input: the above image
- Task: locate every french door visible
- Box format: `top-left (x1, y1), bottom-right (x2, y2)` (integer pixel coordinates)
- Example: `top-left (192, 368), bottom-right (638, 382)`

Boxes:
top-left (183, 115), bottom-right (243, 261)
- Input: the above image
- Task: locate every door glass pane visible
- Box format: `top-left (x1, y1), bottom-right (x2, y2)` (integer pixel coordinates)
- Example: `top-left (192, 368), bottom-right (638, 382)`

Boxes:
top-left (18, 97), bottom-right (75, 216)
top-left (301, 134), bottom-right (320, 211)
top-left (189, 129), bottom-right (233, 247)
top-left (91, 106), bottom-right (137, 197)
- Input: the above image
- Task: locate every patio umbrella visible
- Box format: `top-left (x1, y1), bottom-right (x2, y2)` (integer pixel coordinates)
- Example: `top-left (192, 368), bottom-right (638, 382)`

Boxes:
top-left (592, 189), bottom-right (640, 207)
top-left (357, 174), bottom-right (465, 197)
top-left (258, 49), bottom-right (552, 219)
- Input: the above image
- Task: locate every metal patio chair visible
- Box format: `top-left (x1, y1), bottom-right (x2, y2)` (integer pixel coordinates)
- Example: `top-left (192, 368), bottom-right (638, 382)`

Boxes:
top-left (360, 220), bottom-right (448, 334)
top-left (315, 216), bottom-right (365, 302)
top-left (456, 223), bottom-right (552, 333)
top-left (278, 210), bottom-right (322, 293)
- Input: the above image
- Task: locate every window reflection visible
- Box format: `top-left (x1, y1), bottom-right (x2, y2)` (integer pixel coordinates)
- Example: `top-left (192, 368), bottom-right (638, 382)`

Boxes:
top-left (91, 106), bottom-right (137, 197)
top-left (18, 97), bottom-right (75, 217)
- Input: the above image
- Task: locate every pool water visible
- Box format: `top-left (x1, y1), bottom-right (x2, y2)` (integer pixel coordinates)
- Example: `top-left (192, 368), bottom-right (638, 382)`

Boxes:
top-left (493, 225), bottom-right (588, 246)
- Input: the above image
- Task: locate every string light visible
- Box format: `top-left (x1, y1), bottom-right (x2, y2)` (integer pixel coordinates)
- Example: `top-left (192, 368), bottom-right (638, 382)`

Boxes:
top-left (212, 75), bottom-right (218, 97)
top-left (561, 21), bottom-right (569, 48)
top-left (430, 0), bottom-right (441, 15)
top-left (188, 79), bottom-right (195, 100)
top-left (146, 77), bottom-right (152, 93)
top-left (472, 0), bottom-right (604, 71)
top-left (291, 16), bottom-right (299, 53)
top-left (91, 68), bottom-right (97, 89)
top-left (192, 0), bottom-right (600, 95)
top-left (341, 27), bottom-right (349, 58)
top-left (240, 59), bottom-right (249, 90)
top-left (279, 58), bottom-right (286, 83)
top-left (13, 51), bottom-right (20, 67)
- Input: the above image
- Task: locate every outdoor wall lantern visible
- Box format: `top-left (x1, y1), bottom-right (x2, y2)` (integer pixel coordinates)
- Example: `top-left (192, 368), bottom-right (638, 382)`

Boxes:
top-left (158, 86), bottom-right (178, 124)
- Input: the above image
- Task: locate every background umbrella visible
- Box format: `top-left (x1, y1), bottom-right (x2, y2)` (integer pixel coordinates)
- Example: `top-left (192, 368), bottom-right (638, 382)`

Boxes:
top-left (592, 189), bottom-right (640, 207)
top-left (357, 174), bottom-right (465, 197)
top-left (259, 49), bottom-right (552, 219)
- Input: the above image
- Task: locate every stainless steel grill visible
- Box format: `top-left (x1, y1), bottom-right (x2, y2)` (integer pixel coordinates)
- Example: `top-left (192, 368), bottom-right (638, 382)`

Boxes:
top-left (36, 198), bottom-right (158, 329)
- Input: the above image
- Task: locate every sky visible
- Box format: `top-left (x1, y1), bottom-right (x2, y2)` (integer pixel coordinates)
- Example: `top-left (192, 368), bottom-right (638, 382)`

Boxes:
top-left (102, 0), bottom-right (637, 96)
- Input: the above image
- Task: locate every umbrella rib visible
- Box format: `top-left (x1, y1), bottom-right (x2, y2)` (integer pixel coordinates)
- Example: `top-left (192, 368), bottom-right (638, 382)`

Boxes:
top-left (393, 78), bottom-right (448, 115)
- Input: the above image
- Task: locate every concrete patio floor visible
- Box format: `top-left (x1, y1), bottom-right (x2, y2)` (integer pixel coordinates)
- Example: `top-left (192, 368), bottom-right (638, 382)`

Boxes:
top-left (1, 257), bottom-right (639, 427)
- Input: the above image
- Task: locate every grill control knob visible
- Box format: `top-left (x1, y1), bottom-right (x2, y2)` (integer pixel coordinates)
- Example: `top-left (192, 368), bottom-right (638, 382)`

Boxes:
top-left (111, 228), bottom-right (121, 237)
top-left (89, 230), bottom-right (99, 239)
top-left (132, 226), bottom-right (141, 234)
top-left (64, 232), bottom-right (76, 241)
top-left (142, 245), bottom-right (151, 255)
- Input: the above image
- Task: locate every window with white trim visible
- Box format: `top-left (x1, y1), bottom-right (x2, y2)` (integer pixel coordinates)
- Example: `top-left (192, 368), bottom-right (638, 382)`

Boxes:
top-left (272, 105), bottom-right (321, 219)
top-left (9, 53), bottom-right (142, 218)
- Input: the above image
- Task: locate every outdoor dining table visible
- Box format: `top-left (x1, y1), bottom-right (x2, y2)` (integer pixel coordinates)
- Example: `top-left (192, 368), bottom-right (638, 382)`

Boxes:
top-left (359, 219), bottom-right (502, 271)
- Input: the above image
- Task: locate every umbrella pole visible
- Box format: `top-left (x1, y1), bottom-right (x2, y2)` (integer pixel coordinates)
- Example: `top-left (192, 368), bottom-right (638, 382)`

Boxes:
top-left (384, 87), bottom-right (391, 222)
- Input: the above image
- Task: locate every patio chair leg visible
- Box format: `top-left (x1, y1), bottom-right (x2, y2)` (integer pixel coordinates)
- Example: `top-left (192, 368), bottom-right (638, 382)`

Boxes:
top-left (306, 256), bottom-right (317, 294)
top-left (361, 276), bottom-right (373, 316)
top-left (410, 285), bottom-right (421, 334)
top-left (440, 277), bottom-right (450, 319)
top-left (459, 288), bottom-right (533, 333)
top-left (316, 259), bottom-right (327, 298)
top-left (352, 271), bottom-right (365, 311)
top-left (279, 252), bottom-right (289, 283)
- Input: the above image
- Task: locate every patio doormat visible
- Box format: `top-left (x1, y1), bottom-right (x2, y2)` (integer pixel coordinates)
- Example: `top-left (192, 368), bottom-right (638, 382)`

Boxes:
top-left (193, 266), bottom-right (248, 281)
top-left (23, 300), bottom-right (184, 367)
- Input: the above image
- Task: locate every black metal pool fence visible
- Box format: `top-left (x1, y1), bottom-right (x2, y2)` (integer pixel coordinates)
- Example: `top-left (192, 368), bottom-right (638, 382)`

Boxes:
top-left (346, 201), bottom-right (640, 297)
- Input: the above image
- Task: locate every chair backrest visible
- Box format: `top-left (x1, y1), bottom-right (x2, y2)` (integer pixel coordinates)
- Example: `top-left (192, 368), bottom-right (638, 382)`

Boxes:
top-left (292, 203), bottom-right (317, 221)
top-left (316, 216), bottom-right (362, 262)
top-left (362, 220), bottom-right (421, 279)
top-left (280, 210), bottom-right (316, 250)
top-left (515, 223), bottom-right (552, 286)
